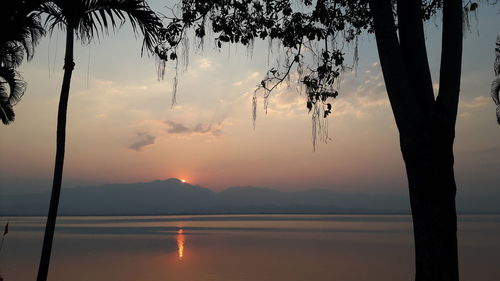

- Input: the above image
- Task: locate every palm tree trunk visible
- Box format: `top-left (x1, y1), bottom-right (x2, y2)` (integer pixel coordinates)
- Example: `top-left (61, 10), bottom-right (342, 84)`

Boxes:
top-left (36, 26), bottom-right (74, 281)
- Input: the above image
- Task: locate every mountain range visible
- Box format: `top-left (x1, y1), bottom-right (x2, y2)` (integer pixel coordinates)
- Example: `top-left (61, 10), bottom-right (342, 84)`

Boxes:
top-left (0, 178), bottom-right (410, 215)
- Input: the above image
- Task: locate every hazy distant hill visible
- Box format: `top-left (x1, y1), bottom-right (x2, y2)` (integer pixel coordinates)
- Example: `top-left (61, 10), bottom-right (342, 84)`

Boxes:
top-left (0, 178), bottom-right (409, 215)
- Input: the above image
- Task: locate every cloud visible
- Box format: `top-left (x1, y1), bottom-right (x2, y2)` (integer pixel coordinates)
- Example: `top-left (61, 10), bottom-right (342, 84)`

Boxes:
top-left (129, 133), bottom-right (156, 151)
top-left (233, 72), bottom-right (261, 87)
top-left (356, 96), bottom-right (390, 108)
top-left (197, 58), bottom-right (215, 70)
top-left (460, 96), bottom-right (490, 109)
top-left (472, 145), bottom-right (500, 154)
top-left (165, 121), bottom-right (190, 134)
top-left (457, 96), bottom-right (491, 119)
top-left (164, 120), bottom-right (223, 137)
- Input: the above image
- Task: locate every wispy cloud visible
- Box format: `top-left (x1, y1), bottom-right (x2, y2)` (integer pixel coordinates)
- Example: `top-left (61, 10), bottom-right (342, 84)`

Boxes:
top-left (197, 58), bottom-right (215, 70)
top-left (129, 133), bottom-right (156, 151)
top-left (472, 145), bottom-right (500, 154)
top-left (165, 121), bottom-right (190, 134)
top-left (460, 96), bottom-right (490, 109)
top-left (458, 96), bottom-right (491, 119)
top-left (164, 120), bottom-right (223, 137)
top-left (233, 72), bottom-right (260, 87)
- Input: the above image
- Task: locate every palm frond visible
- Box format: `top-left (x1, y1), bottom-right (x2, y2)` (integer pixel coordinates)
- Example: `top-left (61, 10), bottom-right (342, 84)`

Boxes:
top-left (81, 0), bottom-right (161, 54)
top-left (85, 0), bottom-right (161, 54)
top-left (7, 13), bottom-right (45, 61)
top-left (38, 2), bottom-right (67, 32)
top-left (0, 0), bottom-right (44, 125)
top-left (0, 43), bottom-right (25, 68)
top-left (0, 66), bottom-right (27, 107)
top-left (0, 1), bottom-right (45, 63)
top-left (41, 0), bottom-right (161, 55)
top-left (0, 82), bottom-right (15, 125)
top-left (20, 13), bottom-right (45, 61)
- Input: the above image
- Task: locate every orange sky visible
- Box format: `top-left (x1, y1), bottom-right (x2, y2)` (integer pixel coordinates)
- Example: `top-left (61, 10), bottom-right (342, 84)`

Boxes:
top-left (1, 1), bottom-right (499, 199)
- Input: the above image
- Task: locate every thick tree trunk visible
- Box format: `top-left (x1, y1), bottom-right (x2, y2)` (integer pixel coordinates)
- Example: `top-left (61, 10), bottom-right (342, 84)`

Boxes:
top-left (369, 0), bottom-right (462, 280)
top-left (402, 132), bottom-right (458, 281)
top-left (36, 26), bottom-right (75, 281)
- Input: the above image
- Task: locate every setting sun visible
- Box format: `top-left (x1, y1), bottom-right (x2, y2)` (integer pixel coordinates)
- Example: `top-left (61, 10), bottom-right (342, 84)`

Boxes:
top-left (181, 179), bottom-right (187, 183)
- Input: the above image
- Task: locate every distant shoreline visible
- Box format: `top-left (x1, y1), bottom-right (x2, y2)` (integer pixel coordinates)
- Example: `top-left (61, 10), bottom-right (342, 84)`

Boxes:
top-left (2, 211), bottom-right (500, 217)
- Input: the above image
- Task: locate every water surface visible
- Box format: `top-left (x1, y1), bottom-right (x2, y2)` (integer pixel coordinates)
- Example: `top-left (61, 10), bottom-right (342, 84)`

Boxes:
top-left (0, 214), bottom-right (498, 281)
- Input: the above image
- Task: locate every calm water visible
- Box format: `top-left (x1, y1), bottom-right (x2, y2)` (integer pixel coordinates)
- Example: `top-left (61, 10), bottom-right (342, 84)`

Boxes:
top-left (0, 214), bottom-right (499, 281)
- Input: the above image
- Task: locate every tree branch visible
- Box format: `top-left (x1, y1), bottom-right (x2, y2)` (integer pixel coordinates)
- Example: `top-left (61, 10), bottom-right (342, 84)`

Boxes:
top-left (397, 0), bottom-right (435, 117)
top-left (368, 0), bottom-right (422, 135)
top-left (436, 0), bottom-right (463, 128)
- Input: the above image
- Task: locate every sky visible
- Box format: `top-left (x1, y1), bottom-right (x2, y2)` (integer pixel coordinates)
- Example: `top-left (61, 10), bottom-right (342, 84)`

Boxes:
top-left (1, 1), bottom-right (499, 209)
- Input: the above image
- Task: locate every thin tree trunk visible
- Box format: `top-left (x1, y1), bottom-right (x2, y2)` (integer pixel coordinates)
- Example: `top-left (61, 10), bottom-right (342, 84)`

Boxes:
top-left (369, 0), bottom-right (461, 280)
top-left (36, 26), bottom-right (74, 281)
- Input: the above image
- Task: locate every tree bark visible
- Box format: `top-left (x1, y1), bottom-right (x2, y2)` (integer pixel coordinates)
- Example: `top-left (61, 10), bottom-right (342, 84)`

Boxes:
top-left (369, 1), bottom-right (461, 280)
top-left (36, 26), bottom-right (75, 281)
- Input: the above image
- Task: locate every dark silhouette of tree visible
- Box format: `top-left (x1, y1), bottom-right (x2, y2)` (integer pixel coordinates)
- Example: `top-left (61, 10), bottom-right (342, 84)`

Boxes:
top-left (155, 0), bottom-right (496, 280)
top-left (34, 1), bottom-right (161, 281)
top-left (0, 1), bottom-right (44, 124)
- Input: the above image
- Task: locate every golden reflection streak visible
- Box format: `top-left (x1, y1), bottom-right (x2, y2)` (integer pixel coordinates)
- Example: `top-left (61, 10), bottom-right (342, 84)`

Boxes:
top-left (177, 228), bottom-right (185, 260)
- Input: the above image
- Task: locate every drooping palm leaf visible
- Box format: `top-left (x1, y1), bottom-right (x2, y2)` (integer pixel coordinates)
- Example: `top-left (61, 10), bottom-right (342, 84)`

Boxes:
top-left (0, 93), bottom-right (15, 125)
top-left (0, 43), bottom-right (25, 68)
top-left (0, 66), bottom-right (26, 125)
top-left (6, 13), bottom-right (44, 63)
top-left (0, 66), bottom-right (27, 106)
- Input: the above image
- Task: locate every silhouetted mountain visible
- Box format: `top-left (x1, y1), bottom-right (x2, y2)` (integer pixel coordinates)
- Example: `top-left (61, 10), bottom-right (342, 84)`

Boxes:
top-left (0, 178), bottom-right (410, 215)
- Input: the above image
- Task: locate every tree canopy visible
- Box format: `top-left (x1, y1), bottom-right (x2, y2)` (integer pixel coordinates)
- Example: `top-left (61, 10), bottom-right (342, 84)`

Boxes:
top-left (154, 0), bottom-right (481, 146)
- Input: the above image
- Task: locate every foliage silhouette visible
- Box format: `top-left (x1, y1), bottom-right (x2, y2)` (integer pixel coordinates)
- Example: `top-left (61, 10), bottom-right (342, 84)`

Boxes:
top-left (33, 1), bottom-right (161, 281)
top-left (154, 0), bottom-right (498, 280)
top-left (492, 35), bottom-right (500, 123)
top-left (0, 0), bottom-right (44, 125)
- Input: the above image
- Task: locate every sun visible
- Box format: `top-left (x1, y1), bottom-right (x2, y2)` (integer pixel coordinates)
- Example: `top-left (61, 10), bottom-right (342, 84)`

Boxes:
top-left (180, 179), bottom-right (187, 183)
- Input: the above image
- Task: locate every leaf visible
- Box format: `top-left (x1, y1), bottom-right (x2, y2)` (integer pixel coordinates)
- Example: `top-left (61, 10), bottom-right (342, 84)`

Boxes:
top-left (0, 96), bottom-right (15, 125)
top-left (306, 101), bottom-right (312, 111)
top-left (494, 35), bottom-right (500, 76)
top-left (3, 221), bottom-right (8, 236)
top-left (492, 78), bottom-right (500, 106)
top-left (491, 78), bottom-right (500, 124)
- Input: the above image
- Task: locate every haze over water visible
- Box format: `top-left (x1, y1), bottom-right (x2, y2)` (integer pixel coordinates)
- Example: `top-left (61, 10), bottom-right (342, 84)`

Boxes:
top-left (1, 214), bottom-right (499, 281)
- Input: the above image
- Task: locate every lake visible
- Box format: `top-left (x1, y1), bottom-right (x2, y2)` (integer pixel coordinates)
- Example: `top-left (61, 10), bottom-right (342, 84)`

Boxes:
top-left (0, 214), bottom-right (499, 281)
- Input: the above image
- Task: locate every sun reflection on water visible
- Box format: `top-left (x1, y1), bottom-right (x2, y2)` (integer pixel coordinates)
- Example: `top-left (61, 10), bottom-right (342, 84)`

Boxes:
top-left (177, 228), bottom-right (185, 260)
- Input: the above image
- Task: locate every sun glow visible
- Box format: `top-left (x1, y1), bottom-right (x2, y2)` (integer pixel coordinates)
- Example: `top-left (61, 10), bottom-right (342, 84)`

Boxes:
top-left (180, 179), bottom-right (187, 183)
